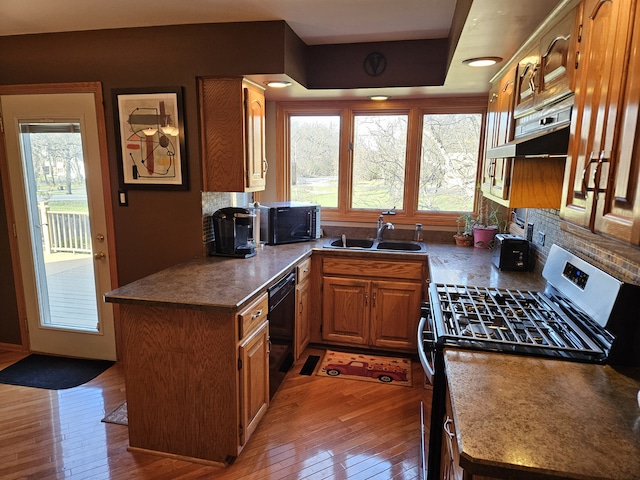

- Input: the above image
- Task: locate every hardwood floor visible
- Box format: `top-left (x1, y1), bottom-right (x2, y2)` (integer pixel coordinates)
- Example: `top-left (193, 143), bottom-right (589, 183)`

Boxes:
top-left (0, 347), bottom-right (432, 480)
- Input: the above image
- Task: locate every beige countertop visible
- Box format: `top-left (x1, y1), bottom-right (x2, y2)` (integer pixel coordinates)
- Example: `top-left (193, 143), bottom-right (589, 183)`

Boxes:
top-left (445, 349), bottom-right (640, 480)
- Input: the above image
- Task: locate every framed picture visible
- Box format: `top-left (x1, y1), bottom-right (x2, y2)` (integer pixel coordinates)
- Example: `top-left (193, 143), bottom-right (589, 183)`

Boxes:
top-left (113, 87), bottom-right (188, 190)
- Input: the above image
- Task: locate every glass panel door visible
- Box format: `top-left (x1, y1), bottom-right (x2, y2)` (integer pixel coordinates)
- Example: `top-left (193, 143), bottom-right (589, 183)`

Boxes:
top-left (19, 122), bottom-right (99, 332)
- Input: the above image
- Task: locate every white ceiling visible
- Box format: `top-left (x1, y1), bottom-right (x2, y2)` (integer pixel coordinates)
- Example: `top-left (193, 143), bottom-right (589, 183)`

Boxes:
top-left (0, 0), bottom-right (563, 100)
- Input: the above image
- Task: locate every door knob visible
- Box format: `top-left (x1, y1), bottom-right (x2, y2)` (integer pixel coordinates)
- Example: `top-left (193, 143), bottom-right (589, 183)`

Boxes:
top-left (94, 252), bottom-right (106, 260)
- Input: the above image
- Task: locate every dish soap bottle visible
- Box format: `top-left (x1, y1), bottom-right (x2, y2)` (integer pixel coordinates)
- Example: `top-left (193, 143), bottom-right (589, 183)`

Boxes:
top-left (414, 223), bottom-right (423, 242)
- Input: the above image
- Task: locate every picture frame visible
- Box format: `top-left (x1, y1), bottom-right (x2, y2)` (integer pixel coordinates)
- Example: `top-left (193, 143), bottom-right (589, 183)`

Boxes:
top-left (113, 87), bottom-right (188, 190)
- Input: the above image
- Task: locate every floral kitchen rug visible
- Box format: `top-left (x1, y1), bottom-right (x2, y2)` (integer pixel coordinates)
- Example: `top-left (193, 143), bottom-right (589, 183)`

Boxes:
top-left (317, 350), bottom-right (412, 387)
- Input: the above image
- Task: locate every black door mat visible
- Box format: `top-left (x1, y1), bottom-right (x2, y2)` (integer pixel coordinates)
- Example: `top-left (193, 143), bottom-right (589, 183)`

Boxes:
top-left (299, 355), bottom-right (321, 375)
top-left (0, 354), bottom-right (114, 390)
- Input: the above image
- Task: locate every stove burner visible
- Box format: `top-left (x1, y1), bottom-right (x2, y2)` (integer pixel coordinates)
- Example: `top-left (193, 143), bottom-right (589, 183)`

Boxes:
top-left (433, 283), bottom-right (606, 358)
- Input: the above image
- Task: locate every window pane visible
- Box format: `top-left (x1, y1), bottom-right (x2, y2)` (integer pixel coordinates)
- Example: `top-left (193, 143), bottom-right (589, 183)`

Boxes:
top-left (419, 113), bottom-right (481, 212)
top-left (289, 115), bottom-right (340, 207)
top-left (352, 115), bottom-right (407, 209)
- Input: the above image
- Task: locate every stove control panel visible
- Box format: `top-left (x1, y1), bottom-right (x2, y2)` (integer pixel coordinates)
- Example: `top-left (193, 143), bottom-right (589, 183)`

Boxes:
top-left (562, 261), bottom-right (589, 290)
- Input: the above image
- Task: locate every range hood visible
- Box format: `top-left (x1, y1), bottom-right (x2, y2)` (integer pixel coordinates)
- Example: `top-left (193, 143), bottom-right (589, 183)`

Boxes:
top-left (486, 122), bottom-right (570, 159)
top-left (487, 96), bottom-right (573, 159)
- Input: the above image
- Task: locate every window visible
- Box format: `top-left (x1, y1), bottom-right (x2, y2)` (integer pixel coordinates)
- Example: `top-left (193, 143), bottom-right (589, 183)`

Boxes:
top-left (352, 114), bottom-right (407, 209)
top-left (278, 98), bottom-right (486, 225)
top-left (419, 113), bottom-right (482, 212)
top-left (289, 115), bottom-right (340, 207)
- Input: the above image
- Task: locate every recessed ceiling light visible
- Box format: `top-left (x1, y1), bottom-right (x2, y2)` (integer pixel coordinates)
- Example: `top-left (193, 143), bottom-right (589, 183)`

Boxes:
top-left (369, 95), bottom-right (390, 101)
top-left (462, 57), bottom-right (503, 67)
top-left (265, 81), bottom-right (292, 88)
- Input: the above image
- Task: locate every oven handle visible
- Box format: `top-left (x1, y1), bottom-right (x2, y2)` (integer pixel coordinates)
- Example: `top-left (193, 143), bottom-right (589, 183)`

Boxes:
top-left (417, 316), bottom-right (435, 378)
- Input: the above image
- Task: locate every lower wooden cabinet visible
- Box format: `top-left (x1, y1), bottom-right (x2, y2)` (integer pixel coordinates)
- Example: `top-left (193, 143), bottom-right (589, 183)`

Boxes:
top-left (321, 255), bottom-right (426, 352)
top-left (238, 319), bottom-right (269, 447)
top-left (295, 257), bottom-right (312, 360)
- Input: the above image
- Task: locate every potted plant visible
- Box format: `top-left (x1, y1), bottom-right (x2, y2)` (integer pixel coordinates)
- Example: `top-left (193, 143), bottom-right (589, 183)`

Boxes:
top-left (472, 206), bottom-right (505, 249)
top-left (454, 213), bottom-right (475, 246)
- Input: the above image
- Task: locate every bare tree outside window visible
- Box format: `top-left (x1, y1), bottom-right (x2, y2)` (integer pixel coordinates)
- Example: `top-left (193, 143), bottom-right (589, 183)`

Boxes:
top-left (289, 115), bottom-right (340, 207)
top-left (352, 114), bottom-right (407, 209)
top-left (419, 114), bottom-right (481, 212)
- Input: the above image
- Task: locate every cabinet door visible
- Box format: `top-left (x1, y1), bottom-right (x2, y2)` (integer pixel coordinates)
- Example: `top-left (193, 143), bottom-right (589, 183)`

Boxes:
top-left (593, 1), bottom-right (640, 244)
top-left (370, 280), bottom-right (422, 350)
top-left (295, 278), bottom-right (311, 360)
top-left (244, 82), bottom-right (267, 190)
top-left (198, 77), bottom-right (266, 192)
top-left (514, 50), bottom-right (540, 119)
top-left (482, 69), bottom-right (515, 204)
top-left (561, 0), bottom-right (632, 229)
top-left (322, 276), bottom-right (369, 345)
top-left (238, 320), bottom-right (269, 447)
top-left (538, 6), bottom-right (579, 106)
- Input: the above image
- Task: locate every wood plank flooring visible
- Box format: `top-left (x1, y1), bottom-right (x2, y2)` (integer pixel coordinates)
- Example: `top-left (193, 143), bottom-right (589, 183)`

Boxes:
top-left (0, 347), bottom-right (432, 480)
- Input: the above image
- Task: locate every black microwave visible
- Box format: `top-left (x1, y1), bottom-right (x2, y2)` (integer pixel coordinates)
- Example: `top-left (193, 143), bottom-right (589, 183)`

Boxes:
top-left (259, 202), bottom-right (321, 245)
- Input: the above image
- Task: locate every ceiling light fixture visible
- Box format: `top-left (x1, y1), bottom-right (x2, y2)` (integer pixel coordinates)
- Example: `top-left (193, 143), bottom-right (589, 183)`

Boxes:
top-left (265, 81), bottom-right (292, 88)
top-left (369, 95), bottom-right (390, 101)
top-left (462, 57), bottom-right (503, 67)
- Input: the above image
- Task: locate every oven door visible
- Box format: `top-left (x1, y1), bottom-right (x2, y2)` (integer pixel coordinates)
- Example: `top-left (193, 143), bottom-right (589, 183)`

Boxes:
top-left (417, 306), bottom-right (436, 385)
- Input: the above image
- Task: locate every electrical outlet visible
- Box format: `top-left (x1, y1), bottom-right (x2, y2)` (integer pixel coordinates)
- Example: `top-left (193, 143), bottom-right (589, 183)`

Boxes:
top-left (537, 231), bottom-right (546, 246)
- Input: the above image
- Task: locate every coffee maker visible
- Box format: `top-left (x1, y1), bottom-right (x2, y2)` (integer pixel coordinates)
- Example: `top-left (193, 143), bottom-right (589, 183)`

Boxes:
top-left (211, 207), bottom-right (256, 258)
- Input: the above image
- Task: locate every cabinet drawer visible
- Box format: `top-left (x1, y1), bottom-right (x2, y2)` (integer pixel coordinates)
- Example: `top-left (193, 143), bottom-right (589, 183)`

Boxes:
top-left (297, 257), bottom-right (312, 284)
top-left (323, 257), bottom-right (423, 281)
top-left (238, 292), bottom-right (268, 339)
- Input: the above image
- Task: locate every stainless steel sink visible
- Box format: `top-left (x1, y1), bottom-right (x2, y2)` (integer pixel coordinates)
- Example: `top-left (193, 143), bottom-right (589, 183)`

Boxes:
top-left (376, 241), bottom-right (424, 252)
top-left (328, 238), bottom-right (374, 249)
top-left (323, 237), bottom-right (426, 252)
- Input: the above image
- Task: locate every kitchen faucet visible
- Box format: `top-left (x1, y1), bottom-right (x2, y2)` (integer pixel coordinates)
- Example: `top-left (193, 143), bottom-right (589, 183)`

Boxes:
top-left (376, 215), bottom-right (395, 240)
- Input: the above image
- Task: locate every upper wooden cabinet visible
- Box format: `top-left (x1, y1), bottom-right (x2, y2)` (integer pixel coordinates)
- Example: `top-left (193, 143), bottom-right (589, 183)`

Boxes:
top-left (482, 67), bottom-right (516, 204)
top-left (560, 0), bottom-right (639, 244)
top-left (198, 77), bottom-right (267, 192)
top-left (482, 1), bottom-right (580, 209)
top-left (513, 4), bottom-right (580, 119)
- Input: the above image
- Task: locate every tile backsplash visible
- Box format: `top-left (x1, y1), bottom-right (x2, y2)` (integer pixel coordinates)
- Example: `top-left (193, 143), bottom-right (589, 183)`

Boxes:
top-left (202, 192), bottom-right (253, 244)
top-left (525, 208), bottom-right (640, 284)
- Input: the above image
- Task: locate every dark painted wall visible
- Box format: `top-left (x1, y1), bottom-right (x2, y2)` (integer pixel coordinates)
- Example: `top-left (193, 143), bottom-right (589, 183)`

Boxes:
top-left (0, 20), bottom-right (453, 346)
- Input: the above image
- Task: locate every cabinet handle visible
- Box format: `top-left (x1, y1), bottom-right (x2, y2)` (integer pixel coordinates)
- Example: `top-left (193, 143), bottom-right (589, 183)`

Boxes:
top-left (372, 291), bottom-right (377, 307)
top-left (578, 152), bottom-right (599, 196)
top-left (263, 158), bottom-right (269, 173)
top-left (364, 292), bottom-right (368, 307)
top-left (252, 309), bottom-right (263, 319)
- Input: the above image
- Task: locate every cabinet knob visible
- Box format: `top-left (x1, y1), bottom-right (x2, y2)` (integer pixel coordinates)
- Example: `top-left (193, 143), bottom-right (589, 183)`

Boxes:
top-left (94, 252), bottom-right (106, 260)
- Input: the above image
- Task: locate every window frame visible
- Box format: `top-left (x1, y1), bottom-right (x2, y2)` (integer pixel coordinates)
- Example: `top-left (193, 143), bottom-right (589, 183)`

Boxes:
top-left (276, 97), bottom-right (488, 227)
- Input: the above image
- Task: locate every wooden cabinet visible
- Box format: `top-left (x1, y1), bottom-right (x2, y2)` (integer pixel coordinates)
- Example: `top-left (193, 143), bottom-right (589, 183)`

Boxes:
top-left (513, 4), bottom-right (579, 119)
top-left (482, 1), bottom-right (579, 209)
top-left (483, 66), bottom-right (566, 209)
top-left (321, 256), bottom-right (425, 352)
top-left (198, 77), bottom-right (267, 192)
top-left (560, 0), bottom-right (638, 243)
top-left (295, 257), bottom-right (312, 360)
top-left (482, 67), bottom-right (515, 203)
top-left (238, 319), bottom-right (269, 447)
top-left (119, 290), bottom-right (271, 465)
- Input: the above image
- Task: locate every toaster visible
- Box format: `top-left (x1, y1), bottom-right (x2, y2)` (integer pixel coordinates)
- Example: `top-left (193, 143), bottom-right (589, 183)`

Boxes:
top-left (492, 234), bottom-right (530, 271)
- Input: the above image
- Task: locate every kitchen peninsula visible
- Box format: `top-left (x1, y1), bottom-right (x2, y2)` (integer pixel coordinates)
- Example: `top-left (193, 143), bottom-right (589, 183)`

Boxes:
top-left (104, 240), bottom-right (321, 465)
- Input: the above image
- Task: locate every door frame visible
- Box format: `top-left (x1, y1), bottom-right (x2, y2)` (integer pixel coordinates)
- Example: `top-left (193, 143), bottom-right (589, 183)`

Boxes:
top-left (0, 82), bottom-right (118, 355)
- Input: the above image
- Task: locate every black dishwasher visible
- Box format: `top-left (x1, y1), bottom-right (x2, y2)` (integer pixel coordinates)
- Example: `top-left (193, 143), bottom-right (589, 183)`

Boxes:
top-left (267, 270), bottom-right (296, 397)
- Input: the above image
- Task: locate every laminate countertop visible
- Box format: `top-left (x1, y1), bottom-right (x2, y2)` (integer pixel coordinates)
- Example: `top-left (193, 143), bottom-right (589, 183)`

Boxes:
top-left (445, 350), bottom-right (640, 480)
top-left (103, 240), bottom-right (543, 311)
top-left (104, 240), bottom-right (321, 310)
